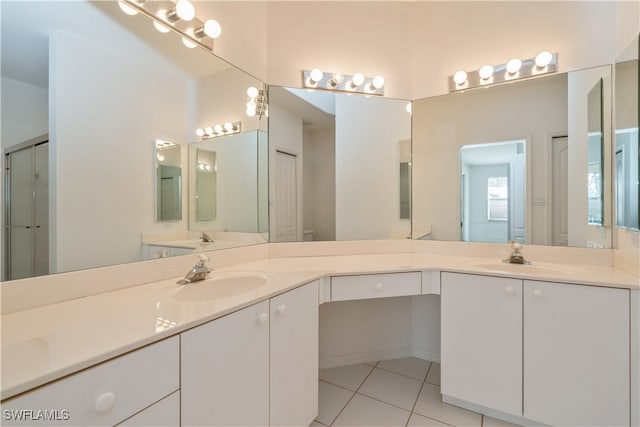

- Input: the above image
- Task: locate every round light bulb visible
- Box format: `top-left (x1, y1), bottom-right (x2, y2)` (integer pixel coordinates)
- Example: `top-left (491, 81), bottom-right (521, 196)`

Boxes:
top-left (371, 75), bottom-right (385, 89)
top-left (203, 19), bottom-right (222, 39)
top-left (310, 68), bottom-right (323, 83)
top-left (352, 73), bottom-right (365, 87)
top-left (205, 164), bottom-right (211, 171)
top-left (205, 127), bottom-right (214, 135)
top-left (182, 37), bottom-right (197, 49)
top-left (406, 102), bottom-right (412, 114)
top-left (453, 70), bottom-right (467, 85)
top-left (153, 20), bottom-right (170, 33)
top-left (214, 124), bottom-right (223, 134)
top-left (157, 154), bottom-right (165, 162)
top-left (506, 58), bottom-right (522, 74)
top-left (118, 1), bottom-right (138, 16)
top-left (246, 108), bottom-right (257, 117)
top-left (224, 122), bottom-right (233, 132)
top-left (535, 51), bottom-right (553, 68)
top-left (247, 86), bottom-right (259, 98)
top-left (331, 74), bottom-right (344, 86)
top-left (175, 0), bottom-right (195, 21)
top-left (196, 128), bottom-right (205, 137)
top-left (479, 65), bottom-right (494, 80)
top-left (198, 164), bottom-right (205, 171)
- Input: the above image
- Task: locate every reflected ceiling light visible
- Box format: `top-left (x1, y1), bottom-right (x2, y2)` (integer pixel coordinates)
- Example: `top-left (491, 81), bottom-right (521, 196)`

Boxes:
top-left (196, 128), bottom-right (205, 137)
top-left (166, 0), bottom-right (195, 22)
top-left (351, 72), bottom-right (365, 87)
top-left (535, 51), bottom-right (553, 68)
top-left (214, 124), bottom-right (223, 134)
top-left (246, 108), bottom-right (256, 117)
top-left (202, 19), bottom-right (222, 39)
top-left (118, 1), bottom-right (138, 16)
top-left (506, 58), bottom-right (522, 74)
top-left (197, 122), bottom-right (242, 140)
top-left (453, 70), bottom-right (468, 85)
top-left (156, 153), bottom-right (165, 162)
top-left (224, 122), bottom-right (234, 132)
top-left (371, 75), bottom-right (385, 90)
top-left (330, 74), bottom-right (344, 87)
top-left (479, 65), bottom-right (494, 80)
top-left (246, 86), bottom-right (267, 119)
top-left (310, 68), bottom-right (324, 84)
top-left (205, 127), bottom-right (214, 136)
top-left (247, 86), bottom-right (260, 98)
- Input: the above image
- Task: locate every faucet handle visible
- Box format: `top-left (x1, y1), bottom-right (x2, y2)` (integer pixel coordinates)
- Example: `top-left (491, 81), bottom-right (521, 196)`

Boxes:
top-left (510, 240), bottom-right (522, 251)
top-left (196, 254), bottom-right (210, 267)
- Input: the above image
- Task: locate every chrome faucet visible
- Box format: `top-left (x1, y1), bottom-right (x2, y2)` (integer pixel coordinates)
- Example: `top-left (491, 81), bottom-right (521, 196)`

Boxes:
top-left (178, 255), bottom-right (213, 284)
top-left (504, 240), bottom-right (530, 264)
top-left (199, 231), bottom-right (214, 243)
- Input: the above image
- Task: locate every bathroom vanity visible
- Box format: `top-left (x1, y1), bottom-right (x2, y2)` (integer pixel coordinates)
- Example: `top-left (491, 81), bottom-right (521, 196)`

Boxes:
top-left (1, 242), bottom-right (638, 427)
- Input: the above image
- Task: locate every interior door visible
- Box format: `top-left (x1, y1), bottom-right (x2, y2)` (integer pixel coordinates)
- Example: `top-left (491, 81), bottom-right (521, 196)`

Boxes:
top-left (552, 136), bottom-right (569, 246)
top-left (274, 151), bottom-right (297, 242)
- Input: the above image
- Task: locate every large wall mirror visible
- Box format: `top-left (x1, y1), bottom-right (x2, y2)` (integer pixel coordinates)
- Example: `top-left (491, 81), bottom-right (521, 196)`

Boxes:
top-left (412, 65), bottom-right (613, 249)
top-left (268, 86), bottom-right (412, 242)
top-left (1, 0), bottom-right (268, 281)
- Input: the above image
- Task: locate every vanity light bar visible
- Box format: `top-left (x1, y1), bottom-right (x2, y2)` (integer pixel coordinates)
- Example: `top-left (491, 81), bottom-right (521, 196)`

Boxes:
top-left (302, 69), bottom-right (385, 96)
top-left (195, 121), bottom-right (241, 140)
top-left (246, 86), bottom-right (268, 119)
top-left (119, 0), bottom-right (220, 51)
top-left (155, 139), bottom-right (177, 149)
top-left (449, 52), bottom-right (557, 92)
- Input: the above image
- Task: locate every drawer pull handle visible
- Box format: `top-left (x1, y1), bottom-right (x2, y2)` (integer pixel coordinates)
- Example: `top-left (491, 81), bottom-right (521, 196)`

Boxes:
top-left (504, 286), bottom-right (515, 296)
top-left (95, 392), bottom-right (116, 413)
top-left (533, 289), bottom-right (544, 299)
top-left (375, 283), bottom-right (384, 291)
top-left (258, 313), bottom-right (268, 324)
top-left (277, 305), bottom-right (287, 314)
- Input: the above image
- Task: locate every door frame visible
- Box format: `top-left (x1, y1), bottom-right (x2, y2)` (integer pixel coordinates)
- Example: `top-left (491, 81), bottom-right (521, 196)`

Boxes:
top-left (545, 131), bottom-right (569, 245)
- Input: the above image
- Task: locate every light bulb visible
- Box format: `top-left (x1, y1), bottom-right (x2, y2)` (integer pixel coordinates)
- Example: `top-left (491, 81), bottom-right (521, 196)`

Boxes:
top-left (506, 58), bottom-right (522, 74)
top-left (214, 124), bottom-right (223, 134)
top-left (310, 68), bottom-right (323, 83)
top-left (352, 73), bottom-right (365, 87)
top-left (371, 75), bottom-right (385, 89)
top-left (157, 153), bottom-right (165, 162)
top-left (205, 164), bottom-right (211, 171)
top-left (246, 108), bottom-right (257, 117)
top-left (247, 86), bottom-right (259, 98)
top-left (203, 19), bottom-right (222, 38)
top-left (118, 1), bottom-right (138, 16)
top-left (535, 51), bottom-right (553, 68)
top-left (453, 70), bottom-right (467, 85)
top-left (196, 128), bottom-right (205, 137)
top-left (330, 74), bottom-right (343, 86)
top-left (224, 122), bottom-right (233, 132)
top-left (479, 65), bottom-right (494, 80)
top-left (205, 127), bottom-right (214, 135)
top-left (182, 37), bottom-right (197, 48)
top-left (406, 102), bottom-right (412, 114)
top-left (153, 19), bottom-right (171, 33)
top-left (175, 0), bottom-right (195, 21)
top-left (198, 163), bottom-right (205, 171)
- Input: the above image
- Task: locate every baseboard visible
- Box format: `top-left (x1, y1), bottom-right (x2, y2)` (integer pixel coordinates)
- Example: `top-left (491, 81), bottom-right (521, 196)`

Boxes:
top-left (411, 347), bottom-right (440, 363)
top-left (319, 347), bottom-right (413, 369)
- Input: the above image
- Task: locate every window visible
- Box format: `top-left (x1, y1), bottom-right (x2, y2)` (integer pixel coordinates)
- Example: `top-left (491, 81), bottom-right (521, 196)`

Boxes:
top-left (487, 176), bottom-right (508, 221)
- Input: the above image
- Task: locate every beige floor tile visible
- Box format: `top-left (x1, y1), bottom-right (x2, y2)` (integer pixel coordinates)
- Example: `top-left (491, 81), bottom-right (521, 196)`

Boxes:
top-left (316, 380), bottom-right (354, 426)
top-left (319, 364), bottom-right (374, 391)
top-left (309, 422), bottom-right (328, 427)
top-left (333, 394), bottom-right (411, 427)
top-left (426, 362), bottom-right (441, 386)
top-left (413, 383), bottom-right (482, 427)
top-left (407, 413), bottom-right (451, 426)
top-left (482, 416), bottom-right (521, 426)
top-left (359, 368), bottom-right (423, 410)
top-left (376, 357), bottom-right (431, 381)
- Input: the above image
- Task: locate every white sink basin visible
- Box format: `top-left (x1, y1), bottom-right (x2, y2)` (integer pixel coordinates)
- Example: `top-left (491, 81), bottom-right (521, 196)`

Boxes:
top-left (473, 262), bottom-right (582, 276)
top-left (172, 272), bottom-right (269, 302)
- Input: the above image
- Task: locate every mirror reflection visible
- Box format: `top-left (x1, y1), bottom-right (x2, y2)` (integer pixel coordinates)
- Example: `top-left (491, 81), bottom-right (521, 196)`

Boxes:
top-left (587, 79), bottom-right (604, 226)
top-left (1, 0), bottom-right (268, 280)
top-left (268, 87), bottom-right (411, 242)
top-left (194, 148), bottom-right (217, 222)
top-left (155, 140), bottom-right (182, 222)
top-left (413, 65), bottom-right (613, 248)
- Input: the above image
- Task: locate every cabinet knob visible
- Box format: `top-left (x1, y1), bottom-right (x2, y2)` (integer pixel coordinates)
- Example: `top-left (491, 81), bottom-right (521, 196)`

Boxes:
top-left (375, 283), bottom-right (384, 291)
top-left (533, 289), bottom-right (544, 299)
top-left (258, 313), bottom-right (268, 324)
top-left (504, 286), bottom-right (515, 296)
top-left (95, 392), bottom-right (116, 413)
top-left (277, 305), bottom-right (286, 314)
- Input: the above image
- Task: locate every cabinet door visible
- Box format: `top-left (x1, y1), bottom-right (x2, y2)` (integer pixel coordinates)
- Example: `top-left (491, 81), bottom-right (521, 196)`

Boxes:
top-left (441, 273), bottom-right (522, 417)
top-left (270, 281), bottom-right (319, 427)
top-left (181, 301), bottom-right (269, 426)
top-left (524, 281), bottom-right (629, 426)
top-left (117, 391), bottom-right (179, 427)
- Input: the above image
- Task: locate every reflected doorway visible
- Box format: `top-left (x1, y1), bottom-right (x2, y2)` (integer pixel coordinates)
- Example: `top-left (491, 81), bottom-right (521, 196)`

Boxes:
top-left (460, 141), bottom-right (526, 244)
top-left (274, 151), bottom-right (298, 242)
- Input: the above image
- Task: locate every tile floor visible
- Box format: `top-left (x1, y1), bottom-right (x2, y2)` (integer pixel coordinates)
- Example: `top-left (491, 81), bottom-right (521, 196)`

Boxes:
top-left (311, 357), bottom-right (519, 427)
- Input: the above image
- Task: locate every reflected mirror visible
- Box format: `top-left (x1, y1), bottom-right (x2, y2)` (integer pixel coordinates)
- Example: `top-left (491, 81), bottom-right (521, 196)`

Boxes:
top-left (155, 140), bottom-right (182, 222)
top-left (1, 0), bottom-right (268, 280)
top-left (268, 86), bottom-right (411, 242)
top-left (413, 65), bottom-right (613, 248)
top-left (194, 148), bottom-right (216, 222)
top-left (587, 79), bottom-right (604, 225)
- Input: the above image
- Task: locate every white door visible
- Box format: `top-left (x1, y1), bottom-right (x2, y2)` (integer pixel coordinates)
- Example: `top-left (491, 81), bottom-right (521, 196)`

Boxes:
top-left (509, 153), bottom-right (526, 243)
top-left (441, 273), bottom-right (523, 417)
top-left (524, 281), bottom-right (629, 426)
top-left (274, 151), bottom-right (298, 242)
top-left (181, 301), bottom-right (269, 426)
top-left (552, 136), bottom-right (569, 246)
top-left (270, 282), bottom-right (319, 427)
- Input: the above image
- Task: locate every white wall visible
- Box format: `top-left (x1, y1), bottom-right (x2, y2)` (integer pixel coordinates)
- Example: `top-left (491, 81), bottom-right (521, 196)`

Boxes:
top-left (303, 127), bottom-right (336, 241)
top-left (413, 74), bottom-right (568, 244)
top-left (335, 95), bottom-right (411, 240)
top-left (1, 77), bottom-right (48, 149)
top-left (50, 24), bottom-right (191, 273)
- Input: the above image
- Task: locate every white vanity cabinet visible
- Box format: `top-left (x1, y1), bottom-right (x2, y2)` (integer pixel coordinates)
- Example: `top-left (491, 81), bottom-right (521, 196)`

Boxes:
top-left (1, 337), bottom-right (179, 426)
top-left (180, 281), bottom-right (319, 427)
top-left (441, 272), bottom-right (630, 426)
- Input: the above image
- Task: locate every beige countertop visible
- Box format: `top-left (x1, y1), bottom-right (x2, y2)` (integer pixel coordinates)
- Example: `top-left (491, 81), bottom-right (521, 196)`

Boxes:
top-left (2, 252), bottom-right (638, 400)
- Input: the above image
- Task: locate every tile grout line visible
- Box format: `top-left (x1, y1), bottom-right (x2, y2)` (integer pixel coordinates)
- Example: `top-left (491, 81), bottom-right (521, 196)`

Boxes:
top-left (328, 364), bottom-right (377, 426)
top-left (376, 365), bottom-right (433, 383)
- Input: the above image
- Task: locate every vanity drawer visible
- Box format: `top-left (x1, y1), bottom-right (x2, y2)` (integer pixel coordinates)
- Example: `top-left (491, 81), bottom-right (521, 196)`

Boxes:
top-left (331, 272), bottom-right (422, 301)
top-left (2, 336), bottom-right (179, 426)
